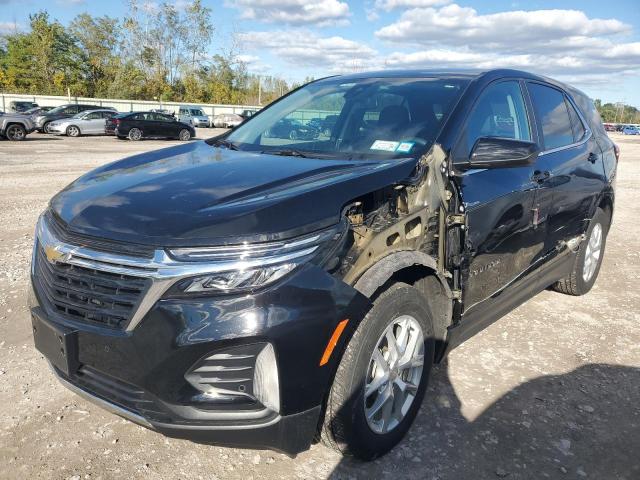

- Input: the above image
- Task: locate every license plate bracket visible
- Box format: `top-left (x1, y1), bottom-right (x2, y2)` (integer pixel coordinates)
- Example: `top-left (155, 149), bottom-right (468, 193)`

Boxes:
top-left (31, 309), bottom-right (79, 376)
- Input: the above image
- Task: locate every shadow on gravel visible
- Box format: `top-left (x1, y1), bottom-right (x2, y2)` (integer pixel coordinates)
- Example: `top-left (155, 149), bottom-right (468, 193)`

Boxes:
top-left (329, 362), bottom-right (640, 480)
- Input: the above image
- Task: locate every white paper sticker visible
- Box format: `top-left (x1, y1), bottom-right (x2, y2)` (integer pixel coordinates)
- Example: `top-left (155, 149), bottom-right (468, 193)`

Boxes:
top-left (370, 140), bottom-right (400, 151)
top-left (396, 142), bottom-right (415, 153)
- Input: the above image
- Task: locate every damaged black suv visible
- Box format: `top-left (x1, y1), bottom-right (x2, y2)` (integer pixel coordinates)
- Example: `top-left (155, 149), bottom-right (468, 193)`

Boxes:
top-left (29, 69), bottom-right (617, 460)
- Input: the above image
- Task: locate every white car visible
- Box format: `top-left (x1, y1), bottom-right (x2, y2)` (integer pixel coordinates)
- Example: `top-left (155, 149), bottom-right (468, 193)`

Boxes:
top-left (47, 109), bottom-right (118, 137)
top-left (213, 113), bottom-right (243, 128)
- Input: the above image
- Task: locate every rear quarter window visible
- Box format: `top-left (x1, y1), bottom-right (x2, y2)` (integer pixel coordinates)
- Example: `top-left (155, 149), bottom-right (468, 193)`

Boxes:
top-left (527, 83), bottom-right (574, 150)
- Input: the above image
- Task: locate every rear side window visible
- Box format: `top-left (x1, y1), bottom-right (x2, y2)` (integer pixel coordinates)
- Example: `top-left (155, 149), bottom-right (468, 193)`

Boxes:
top-left (465, 81), bottom-right (531, 152)
top-left (565, 99), bottom-right (586, 142)
top-left (527, 83), bottom-right (574, 150)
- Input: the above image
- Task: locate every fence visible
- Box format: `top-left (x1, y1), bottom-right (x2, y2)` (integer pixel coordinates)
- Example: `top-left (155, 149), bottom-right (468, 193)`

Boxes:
top-left (0, 93), bottom-right (261, 120)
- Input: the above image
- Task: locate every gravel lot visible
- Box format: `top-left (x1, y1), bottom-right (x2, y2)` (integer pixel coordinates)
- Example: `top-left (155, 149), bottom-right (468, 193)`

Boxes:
top-left (0, 131), bottom-right (638, 480)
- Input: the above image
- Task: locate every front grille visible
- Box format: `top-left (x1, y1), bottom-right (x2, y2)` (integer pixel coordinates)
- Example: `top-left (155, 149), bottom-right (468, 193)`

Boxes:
top-left (44, 211), bottom-right (155, 259)
top-left (34, 244), bottom-right (150, 329)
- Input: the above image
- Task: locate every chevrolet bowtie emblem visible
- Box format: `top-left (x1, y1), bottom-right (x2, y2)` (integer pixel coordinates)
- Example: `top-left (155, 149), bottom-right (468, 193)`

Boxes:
top-left (44, 245), bottom-right (70, 264)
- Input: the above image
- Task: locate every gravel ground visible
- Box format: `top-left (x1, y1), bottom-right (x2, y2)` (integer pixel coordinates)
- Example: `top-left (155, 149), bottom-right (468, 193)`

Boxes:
top-left (0, 131), bottom-right (638, 480)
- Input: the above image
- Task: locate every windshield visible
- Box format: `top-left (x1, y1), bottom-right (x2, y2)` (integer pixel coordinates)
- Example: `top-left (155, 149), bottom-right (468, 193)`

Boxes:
top-left (190, 109), bottom-right (204, 116)
top-left (225, 76), bottom-right (469, 159)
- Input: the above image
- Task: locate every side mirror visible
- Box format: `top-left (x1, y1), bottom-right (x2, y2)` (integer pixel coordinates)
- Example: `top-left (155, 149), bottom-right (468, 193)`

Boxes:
top-left (469, 137), bottom-right (539, 168)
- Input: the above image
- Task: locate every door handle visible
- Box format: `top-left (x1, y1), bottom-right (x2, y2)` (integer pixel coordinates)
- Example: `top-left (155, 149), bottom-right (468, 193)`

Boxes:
top-left (588, 152), bottom-right (598, 164)
top-left (532, 170), bottom-right (550, 183)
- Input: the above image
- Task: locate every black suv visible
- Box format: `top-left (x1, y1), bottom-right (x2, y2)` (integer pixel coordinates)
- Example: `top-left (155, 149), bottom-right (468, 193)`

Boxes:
top-left (29, 70), bottom-right (616, 460)
top-left (35, 104), bottom-right (113, 133)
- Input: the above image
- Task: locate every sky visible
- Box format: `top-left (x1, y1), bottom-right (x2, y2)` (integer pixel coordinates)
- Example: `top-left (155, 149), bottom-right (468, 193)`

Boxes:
top-left (1, 0), bottom-right (640, 106)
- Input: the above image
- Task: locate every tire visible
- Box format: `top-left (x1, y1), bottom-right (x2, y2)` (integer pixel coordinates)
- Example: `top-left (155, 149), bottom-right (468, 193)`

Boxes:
top-left (178, 129), bottom-right (191, 141)
top-left (128, 128), bottom-right (142, 141)
top-left (289, 130), bottom-right (298, 140)
top-left (321, 282), bottom-right (435, 460)
top-left (5, 124), bottom-right (27, 141)
top-left (43, 122), bottom-right (52, 134)
top-left (323, 128), bottom-right (331, 137)
top-left (552, 207), bottom-right (609, 296)
top-left (66, 125), bottom-right (80, 137)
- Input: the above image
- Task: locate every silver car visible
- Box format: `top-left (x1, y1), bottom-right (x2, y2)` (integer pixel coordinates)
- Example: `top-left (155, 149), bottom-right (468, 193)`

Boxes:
top-left (212, 113), bottom-right (243, 128)
top-left (47, 109), bottom-right (118, 137)
top-left (177, 106), bottom-right (210, 128)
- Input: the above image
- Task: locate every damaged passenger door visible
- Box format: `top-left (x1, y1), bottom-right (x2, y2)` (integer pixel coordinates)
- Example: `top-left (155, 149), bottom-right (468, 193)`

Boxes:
top-left (451, 80), bottom-right (544, 325)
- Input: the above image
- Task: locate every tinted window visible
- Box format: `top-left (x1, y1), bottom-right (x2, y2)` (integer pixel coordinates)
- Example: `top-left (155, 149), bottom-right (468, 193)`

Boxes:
top-left (227, 77), bottom-right (469, 159)
top-left (466, 81), bottom-right (531, 152)
top-left (64, 106), bottom-right (79, 114)
top-left (154, 113), bottom-right (173, 122)
top-left (528, 83), bottom-right (574, 150)
top-left (565, 98), bottom-right (586, 142)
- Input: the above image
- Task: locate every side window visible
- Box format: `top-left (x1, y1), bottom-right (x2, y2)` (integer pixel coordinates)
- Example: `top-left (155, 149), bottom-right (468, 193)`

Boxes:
top-left (527, 83), bottom-right (574, 150)
top-left (565, 98), bottom-right (586, 142)
top-left (102, 111), bottom-right (115, 119)
top-left (85, 112), bottom-right (101, 120)
top-left (64, 106), bottom-right (78, 114)
top-left (466, 81), bottom-right (531, 152)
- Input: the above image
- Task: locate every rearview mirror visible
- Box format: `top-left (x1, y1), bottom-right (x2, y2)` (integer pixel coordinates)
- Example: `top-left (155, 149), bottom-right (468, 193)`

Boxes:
top-left (469, 137), bottom-right (539, 168)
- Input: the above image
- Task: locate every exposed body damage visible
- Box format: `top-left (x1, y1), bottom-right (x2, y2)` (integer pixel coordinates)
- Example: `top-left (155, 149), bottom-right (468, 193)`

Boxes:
top-left (334, 144), bottom-right (461, 349)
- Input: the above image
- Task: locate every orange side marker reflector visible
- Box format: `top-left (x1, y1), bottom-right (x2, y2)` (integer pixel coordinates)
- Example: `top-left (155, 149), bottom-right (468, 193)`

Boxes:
top-left (319, 319), bottom-right (349, 366)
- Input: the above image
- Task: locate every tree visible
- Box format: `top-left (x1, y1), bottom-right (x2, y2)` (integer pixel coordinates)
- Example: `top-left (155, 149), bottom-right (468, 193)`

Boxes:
top-left (69, 14), bottom-right (122, 97)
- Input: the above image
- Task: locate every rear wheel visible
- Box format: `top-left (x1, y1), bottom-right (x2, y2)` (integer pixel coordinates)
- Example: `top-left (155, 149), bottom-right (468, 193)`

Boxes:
top-left (5, 124), bottom-right (26, 141)
top-left (128, 128), bottom-right (142, 141)
top-left (321, 282), bottom-right (435, 460)
top-left (66, 125), bottom-right (80, 137)
top-left (179, 129), bottom-right (191, 141)
top-left (289, 130), bottom-right (298, 140)
top-left (552, 207), bottom-right (609, 295)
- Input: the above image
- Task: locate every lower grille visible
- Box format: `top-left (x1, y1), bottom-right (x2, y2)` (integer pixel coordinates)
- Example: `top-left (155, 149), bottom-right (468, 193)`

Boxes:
top-left (34, 244), bottom-right (150, 329)
top-left (55, 365), bottom-right (171, 423)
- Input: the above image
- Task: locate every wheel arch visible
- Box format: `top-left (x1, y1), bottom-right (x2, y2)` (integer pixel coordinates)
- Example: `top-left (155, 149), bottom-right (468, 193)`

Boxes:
top-left (352, 251), bottom-right (453, 353)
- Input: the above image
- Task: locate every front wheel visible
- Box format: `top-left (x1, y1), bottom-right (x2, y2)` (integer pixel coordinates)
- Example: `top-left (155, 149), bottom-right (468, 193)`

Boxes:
top-left (178, 129), bottom-right (191, 141)
top-left (128, 128), bottom-right (142, 141)
top-left (66, 125), bottom-right (80, 137)
top-left (43, 122), bottom-right (52, 134)
top-left (321, 282), bottom-right (435, 460)
top-left (5, 124), bottom-right (27, 141)
top-left (552, 207), bottom-right (609, 295)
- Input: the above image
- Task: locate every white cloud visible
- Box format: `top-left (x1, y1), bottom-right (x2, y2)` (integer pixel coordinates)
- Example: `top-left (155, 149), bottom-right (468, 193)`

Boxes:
top-left (374, 0), bottom-right (450, 11)
top-left (239, 30), bottom-right (376, 72)
top-left (225, 0), bottom-right (351, 27)
top-left (0, 21), bottom-right (20, 35)
top-left (376, 4), bottom-right (630, 49)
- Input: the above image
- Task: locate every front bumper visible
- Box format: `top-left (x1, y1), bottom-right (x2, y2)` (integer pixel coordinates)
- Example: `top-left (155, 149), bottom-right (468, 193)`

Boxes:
top-left (193, 120), bottom-right (210, 127)
top-left (29, 251), bottom-right (368, 454)
top-left (47, 125), bottom-right (66, 135)
top-left (50, 362), bottom-right (321, 454)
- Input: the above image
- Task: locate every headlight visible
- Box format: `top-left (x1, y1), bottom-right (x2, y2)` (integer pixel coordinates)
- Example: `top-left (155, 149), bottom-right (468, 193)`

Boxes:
top-left (168, 224), bottom-right (344, 295)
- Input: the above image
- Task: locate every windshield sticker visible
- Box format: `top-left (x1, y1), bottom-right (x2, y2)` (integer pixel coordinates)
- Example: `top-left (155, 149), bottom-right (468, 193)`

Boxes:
top-left (396, 142), bottom-right (415, 153)
top-left (370, 140), bottom-right (400, 151)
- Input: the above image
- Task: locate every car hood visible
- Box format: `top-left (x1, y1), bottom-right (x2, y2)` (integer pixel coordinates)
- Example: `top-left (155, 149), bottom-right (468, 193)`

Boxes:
top-left (50, 141), bottom-right (418, 247)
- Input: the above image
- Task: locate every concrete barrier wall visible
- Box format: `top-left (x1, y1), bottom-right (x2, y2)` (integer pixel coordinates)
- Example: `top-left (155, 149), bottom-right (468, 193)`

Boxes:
top-left (0, 93), bottom-right (261, 119)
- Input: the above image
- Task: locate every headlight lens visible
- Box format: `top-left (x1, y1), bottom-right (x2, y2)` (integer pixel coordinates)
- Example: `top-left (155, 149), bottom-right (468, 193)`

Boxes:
top-left (168, 224), bottom-right (343, 294)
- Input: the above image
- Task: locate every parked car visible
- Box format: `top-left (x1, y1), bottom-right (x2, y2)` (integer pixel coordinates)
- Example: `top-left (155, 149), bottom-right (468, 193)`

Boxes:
top-left (22, 106), bottom-right (54, 117)
top-left (28, 69), bottom-right (616, 460)
top-left (239, 109), bottom-right (258, 120)
top-left (622, 126), bottom-right (640, 135)
top-left (177, 106), bottom-right (210, 128)
top-left (0, 111), bottom-right (36, 140)
top-left (264, 117), bottom-right (319, 140)
top-left (603, 123), bottom-right (616, 132)
top-left (212, 113), bottom-right (243, 128)
top-left (35, 104), bottom-right (113, 133)
top-left (9, 101), bottom-right (38, 113)
top-left (105, 111), bottom-right (195, 141)
top-left (47, 109), bottom-right (118, 137)
top-left (150, 109), bottom-right (175, 117)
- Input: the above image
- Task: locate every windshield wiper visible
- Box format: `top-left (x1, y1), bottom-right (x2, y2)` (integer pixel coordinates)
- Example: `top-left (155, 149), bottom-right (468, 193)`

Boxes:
top-left (211, 138), bottom-right (239, 150)
top-left (262, 148), bottom-right (308, 158)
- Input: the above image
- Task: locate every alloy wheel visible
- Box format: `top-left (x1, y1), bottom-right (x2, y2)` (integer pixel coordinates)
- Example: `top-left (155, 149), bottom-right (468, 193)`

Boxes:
top-left (129, 128), bottom-right (142, 141)
top-left (6, 125), bottom-right (26, 141)
top-left (67, 126), bottom-right (80, 137)
top-left (179, 129), bottom-right (191, 141)
top-left (583, 223), bottom-right (602, 282)
top-left (364, 315), bottom-right (424, 434)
